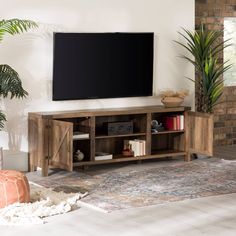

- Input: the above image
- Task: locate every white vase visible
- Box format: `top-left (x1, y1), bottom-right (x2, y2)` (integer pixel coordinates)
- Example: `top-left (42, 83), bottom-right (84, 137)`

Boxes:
top-left (2, 150), bottom-right (28, 171)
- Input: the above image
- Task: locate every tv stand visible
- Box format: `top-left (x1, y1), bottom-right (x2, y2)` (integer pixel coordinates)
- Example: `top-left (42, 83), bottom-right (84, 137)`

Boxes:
top-left (28, 105), bottom-right (207, 177)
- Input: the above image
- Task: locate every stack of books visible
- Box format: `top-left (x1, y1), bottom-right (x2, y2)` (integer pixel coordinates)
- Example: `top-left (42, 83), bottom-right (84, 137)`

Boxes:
top-left (95, 152), bottom-right (113, 161)
top-left (165, 115), bottom-right (184, 130)
top-left (124, 139), bottom-right (146, 157)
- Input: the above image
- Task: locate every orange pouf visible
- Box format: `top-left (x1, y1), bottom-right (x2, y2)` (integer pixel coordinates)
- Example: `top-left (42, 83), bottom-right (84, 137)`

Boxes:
top-left (0, 170), bottom-right (30, 208)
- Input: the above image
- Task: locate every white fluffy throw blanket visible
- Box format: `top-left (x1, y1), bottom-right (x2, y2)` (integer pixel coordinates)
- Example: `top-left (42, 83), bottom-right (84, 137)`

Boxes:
top-left (0, 183), bottom-right (88, 225)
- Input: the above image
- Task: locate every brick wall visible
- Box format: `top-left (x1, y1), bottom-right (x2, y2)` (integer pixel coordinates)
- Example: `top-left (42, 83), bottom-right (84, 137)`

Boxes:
top-left (196, 0), bottom-right (236, 146)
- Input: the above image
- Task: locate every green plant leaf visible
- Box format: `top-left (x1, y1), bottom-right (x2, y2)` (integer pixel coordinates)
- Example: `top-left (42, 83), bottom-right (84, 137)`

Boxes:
top-left (0, 18), bottom-right (37, 130)
top-left (0, 19), bottom-right (37, 42)
top-left (0, 111), bottom-right (6, 130)
top-left (175, 23), bottom-right (231, 113)
top-left (184, 76), bottom-right (195, 83)
top-left (0, 64), bottom-right (28, 98)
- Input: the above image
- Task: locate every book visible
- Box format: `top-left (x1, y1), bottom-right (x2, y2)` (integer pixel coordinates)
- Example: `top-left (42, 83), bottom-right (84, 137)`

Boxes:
top-left (128, 140), bottom-right (139, 157)
top-left (165, 116), bottom-right (174, 130)
top-left (180, 115), bottom-right (184, 130)
top-left (95, 152), bottom-right (113, 161)
top-left (176, 115), bottom-right (180, 130)
top-left (165, 115), bottom-right (184, 131)
top-left (135, 139), bottom-right (146, 156)
top-left (124, 139), bottom-right (146, 157)
top-left (173, 116), bottom-right (177, 130)
top-left (73, 132), bottom-right (89, 139)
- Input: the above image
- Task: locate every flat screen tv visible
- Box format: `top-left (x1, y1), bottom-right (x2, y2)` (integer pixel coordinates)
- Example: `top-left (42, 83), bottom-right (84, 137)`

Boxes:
top-left (53, 32), bottom-right (154, 100)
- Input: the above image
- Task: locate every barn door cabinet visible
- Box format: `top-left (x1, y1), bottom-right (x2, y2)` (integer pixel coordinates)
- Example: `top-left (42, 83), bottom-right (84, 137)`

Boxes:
top-left (28, 106), bottom-right (213, 177)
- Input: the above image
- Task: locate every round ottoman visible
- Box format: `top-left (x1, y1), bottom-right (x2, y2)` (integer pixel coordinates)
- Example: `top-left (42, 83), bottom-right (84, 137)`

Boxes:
top-left (0, 170), bottom-right (30, 208)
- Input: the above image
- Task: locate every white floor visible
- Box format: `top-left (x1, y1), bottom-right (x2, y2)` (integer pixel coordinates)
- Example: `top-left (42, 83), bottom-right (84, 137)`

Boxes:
top-left (1, 193), bottom-right (236, 236)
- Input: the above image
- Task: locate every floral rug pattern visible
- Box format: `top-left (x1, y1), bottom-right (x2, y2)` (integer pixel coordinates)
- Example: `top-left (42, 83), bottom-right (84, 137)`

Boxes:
top-left (27, 158), bottom-right (236, 212)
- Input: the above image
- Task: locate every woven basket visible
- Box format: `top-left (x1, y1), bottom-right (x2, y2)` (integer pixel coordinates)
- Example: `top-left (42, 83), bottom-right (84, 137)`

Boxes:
top-left (161, 97), bottom-right (184, 108)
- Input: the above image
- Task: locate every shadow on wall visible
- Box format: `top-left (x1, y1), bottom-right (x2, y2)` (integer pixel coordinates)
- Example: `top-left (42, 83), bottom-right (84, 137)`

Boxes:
top-left (1, 23), bottom-right (65, 151)
top-left (0, 30), bottom-right (38, 151)
top-left (3, 98), bottom-right (29, 151)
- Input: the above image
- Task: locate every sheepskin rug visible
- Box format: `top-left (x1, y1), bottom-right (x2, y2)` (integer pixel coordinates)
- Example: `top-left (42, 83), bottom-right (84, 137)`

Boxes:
top-left (0, 182), bottom-right (88, 225)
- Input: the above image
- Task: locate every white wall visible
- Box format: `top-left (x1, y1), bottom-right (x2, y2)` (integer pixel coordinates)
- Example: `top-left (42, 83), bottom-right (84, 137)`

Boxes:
top-left (0, 0), bottom-right (194, 152)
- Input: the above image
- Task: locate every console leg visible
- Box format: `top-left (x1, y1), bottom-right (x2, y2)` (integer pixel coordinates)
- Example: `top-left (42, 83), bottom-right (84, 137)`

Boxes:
top-left (82, 165), bottom-right (89, 170)
top-left (185, 152), bottom-right (191, 162)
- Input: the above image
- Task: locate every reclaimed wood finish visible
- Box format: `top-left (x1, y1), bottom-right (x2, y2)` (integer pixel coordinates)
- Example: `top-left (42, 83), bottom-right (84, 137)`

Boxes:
top-left (29, 106), bottom-right (191, 118)
top-left (50, 120), bottom-right (73, 172)
top-left (28, 114), bottom-right (45, 172)
top-left (187, 111), bottom-right (213, 157)
top-left (73, 150), bottom-right (186, 166)
top-left (90, 116), bottom-right (96, 162)
top-left (42, 118), bottom-right (51, 177)
top-left (146, 113), bottom-right (152, 155)
top-left (184, 111), bottom-right (191, 161)
top-left (29, 106), bottom-right (194, 176)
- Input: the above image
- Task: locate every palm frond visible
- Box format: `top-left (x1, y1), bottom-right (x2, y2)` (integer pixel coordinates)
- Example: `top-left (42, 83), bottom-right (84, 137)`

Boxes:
top-left (0, 18), bottom-right (37, 130)
top-left (175, 23), bottom-right (231, 113)
top-left (0, 64), bottom-right (28, 98)
top-left (0, 111), bottom-right (6, 130)
top-left (0, 19), bottom-right (38, 42)
top-left (184, 76), bottom-right (195, 83)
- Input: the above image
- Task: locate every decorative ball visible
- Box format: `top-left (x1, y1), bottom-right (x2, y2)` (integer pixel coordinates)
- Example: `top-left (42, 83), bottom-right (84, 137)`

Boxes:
top-left (74, 150), bottom-right (84, 162)
top-left (0, 170), bottom-right (30, 208)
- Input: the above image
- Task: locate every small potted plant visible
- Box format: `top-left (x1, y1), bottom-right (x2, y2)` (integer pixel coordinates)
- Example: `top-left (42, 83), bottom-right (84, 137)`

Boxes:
top-left (160, 89), bottom-right (189, 108)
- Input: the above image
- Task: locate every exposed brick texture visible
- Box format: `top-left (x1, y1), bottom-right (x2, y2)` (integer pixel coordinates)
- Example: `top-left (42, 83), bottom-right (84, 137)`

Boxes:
top-left (196, 0), bottom-right (236, 146)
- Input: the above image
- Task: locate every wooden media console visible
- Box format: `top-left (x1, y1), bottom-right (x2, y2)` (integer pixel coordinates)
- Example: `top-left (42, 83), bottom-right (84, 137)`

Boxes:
top-left (28, 106), bottom-right (212, 177)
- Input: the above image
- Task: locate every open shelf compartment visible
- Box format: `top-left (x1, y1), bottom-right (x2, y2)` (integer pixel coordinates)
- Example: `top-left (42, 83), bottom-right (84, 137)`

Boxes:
top-left (151, 111), bottom-right (185, 132)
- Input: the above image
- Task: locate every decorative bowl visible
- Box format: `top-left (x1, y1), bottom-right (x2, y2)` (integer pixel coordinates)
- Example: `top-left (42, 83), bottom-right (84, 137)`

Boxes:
top-left (122, 149), bottom-right (134, 157)
top-left (161, 97), bottom-right (184, 108)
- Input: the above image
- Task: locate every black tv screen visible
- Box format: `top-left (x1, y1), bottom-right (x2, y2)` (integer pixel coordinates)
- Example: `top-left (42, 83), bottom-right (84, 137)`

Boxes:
top-left (53, 32), bottom-right (154, 100)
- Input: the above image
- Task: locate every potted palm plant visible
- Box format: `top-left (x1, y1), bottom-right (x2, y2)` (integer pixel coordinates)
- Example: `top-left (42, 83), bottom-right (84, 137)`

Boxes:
top-left (0, 19), bottom-right (37, 170)
top-left (175, 24), bottom-right (231, 113)
top-left (175, 24), bottom-right (231, 158)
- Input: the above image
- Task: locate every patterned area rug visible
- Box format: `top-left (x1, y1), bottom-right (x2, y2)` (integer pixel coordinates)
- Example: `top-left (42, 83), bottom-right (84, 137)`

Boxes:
top-left (27, 158), bottom-right (236, 212)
